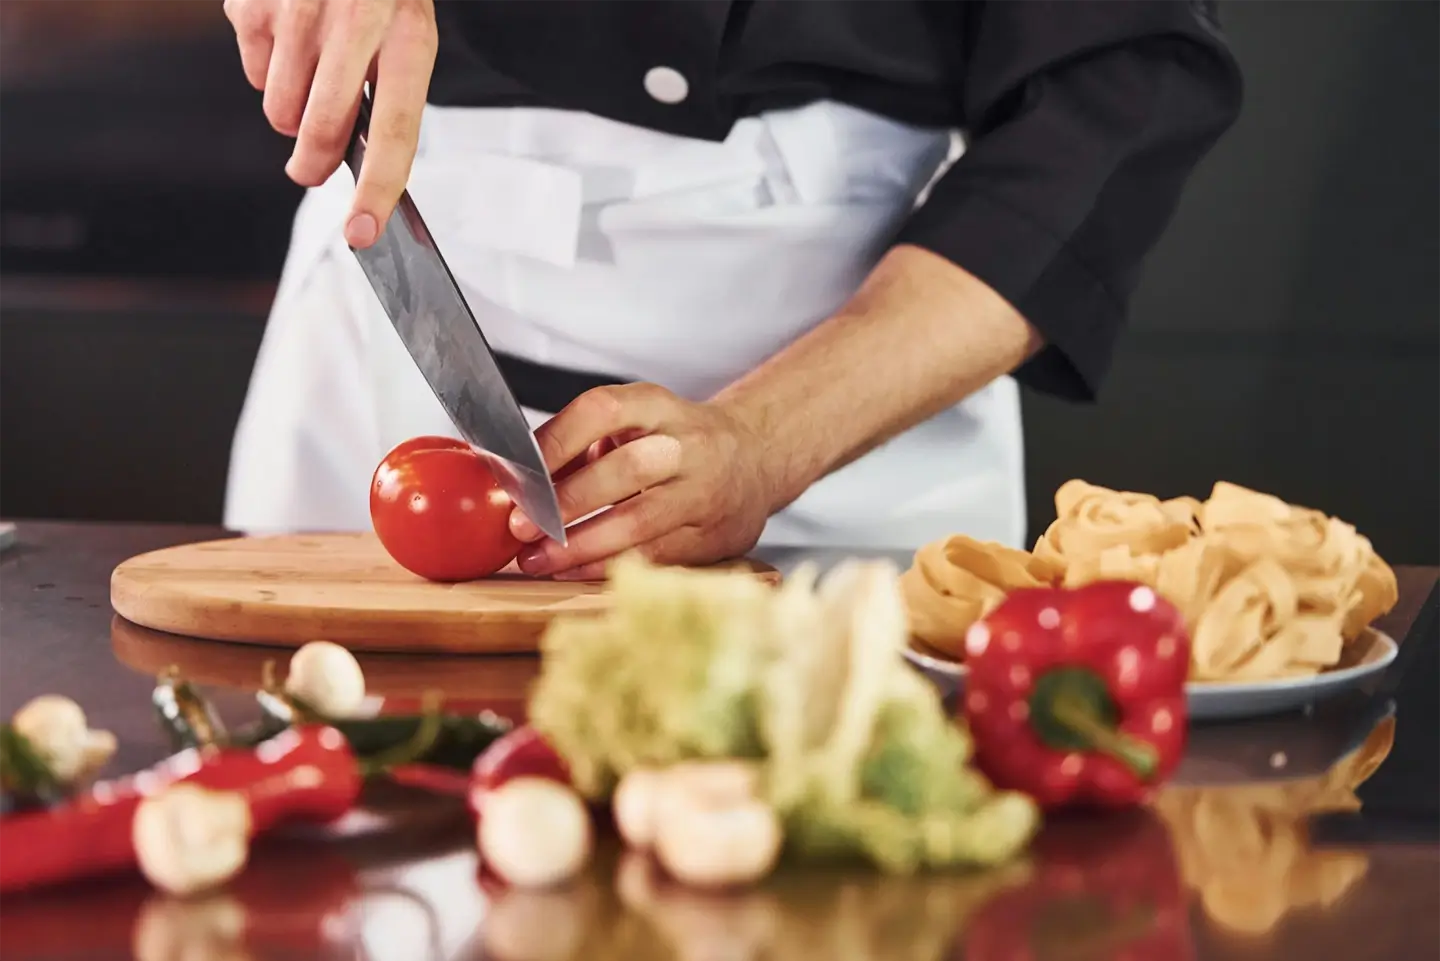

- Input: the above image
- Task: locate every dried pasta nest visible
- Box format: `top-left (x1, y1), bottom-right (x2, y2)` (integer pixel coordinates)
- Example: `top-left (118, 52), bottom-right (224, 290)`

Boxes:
top-left (899, 480), bottom-right (1398, 683)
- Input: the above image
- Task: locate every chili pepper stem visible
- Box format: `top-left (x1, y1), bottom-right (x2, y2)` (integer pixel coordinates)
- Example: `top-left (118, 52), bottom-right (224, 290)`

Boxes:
top-left (357, 692), bottom-right (446, 778)
top-left (1048, 694), bottom-right (1158, 780)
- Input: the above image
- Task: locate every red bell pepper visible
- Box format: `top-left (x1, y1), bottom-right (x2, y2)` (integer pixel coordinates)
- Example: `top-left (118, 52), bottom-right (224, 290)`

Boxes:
top-left (0, 726), bottom-right (362, 894)
top-left (962, 580), bottom-right (1190, 809)
top-left (966, 809), bottom-right (1191, 961)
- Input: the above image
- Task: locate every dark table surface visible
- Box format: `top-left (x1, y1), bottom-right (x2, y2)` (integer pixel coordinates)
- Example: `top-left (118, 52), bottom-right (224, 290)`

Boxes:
top-left (1, 521), bottom-right (1436, 961)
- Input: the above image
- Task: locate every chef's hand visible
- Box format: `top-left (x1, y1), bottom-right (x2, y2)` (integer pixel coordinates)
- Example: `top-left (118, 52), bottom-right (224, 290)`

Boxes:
top-left (509, 385), bottom-right (777, 579)
top-left (223, 0), bottom-right (436, 248)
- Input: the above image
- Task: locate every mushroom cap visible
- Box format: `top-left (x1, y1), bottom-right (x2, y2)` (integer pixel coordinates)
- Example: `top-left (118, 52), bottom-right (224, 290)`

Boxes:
top-left (478, 777), bottom-right (592, 888)
top-left (12, 694), bottom-right (90, 781)
top-left (133, 785), bottom-right (252, 897)
top-left (285, 641), bottom-right (367, 718)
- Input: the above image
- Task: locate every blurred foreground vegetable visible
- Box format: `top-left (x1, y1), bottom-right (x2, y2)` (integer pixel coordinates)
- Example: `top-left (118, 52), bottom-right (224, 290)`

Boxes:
top-left (528, 556), bottom-right (1040, 873)
top-left (0, 727), bottom-right (361, 894)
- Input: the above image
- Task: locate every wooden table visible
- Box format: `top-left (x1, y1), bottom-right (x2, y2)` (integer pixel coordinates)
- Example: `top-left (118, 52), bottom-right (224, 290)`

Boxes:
top-left (1, 521), bottom-right (1435, 961)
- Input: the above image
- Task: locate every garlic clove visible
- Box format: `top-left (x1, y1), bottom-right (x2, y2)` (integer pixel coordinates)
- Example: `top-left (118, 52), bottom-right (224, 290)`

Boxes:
top-left (284, 641), bottom-right (366, 718)
top-left (11, 694), bottom-right (90, 783)
top-left (653, 796), bottom-right (783, 889)
top-left (133, 785), bottom-right (252, 897)
top-left (478, 777), bottom-right (592, 889)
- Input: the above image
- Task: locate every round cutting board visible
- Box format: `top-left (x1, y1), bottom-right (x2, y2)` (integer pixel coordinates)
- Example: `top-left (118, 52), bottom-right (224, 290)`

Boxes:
top-left (111, 533), bottom-right (779, 654)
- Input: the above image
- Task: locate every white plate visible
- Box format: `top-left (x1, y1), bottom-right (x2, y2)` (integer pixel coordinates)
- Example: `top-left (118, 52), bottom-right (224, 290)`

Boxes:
top-left (903, 631), bottom-right (1400, 722)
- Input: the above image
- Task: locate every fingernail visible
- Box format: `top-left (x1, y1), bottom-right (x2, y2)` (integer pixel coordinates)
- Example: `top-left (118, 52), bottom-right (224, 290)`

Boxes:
top-left (345, 213), bottom-right (378, 248)
top-left (553, 568), bottom-right (589, 582)
top-left (517, 548), bottom-right (551, 575)
top-left (509, 510), bottom-right (539, 542)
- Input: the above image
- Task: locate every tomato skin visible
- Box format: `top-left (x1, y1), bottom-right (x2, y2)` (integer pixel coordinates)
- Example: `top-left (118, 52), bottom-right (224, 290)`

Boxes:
top-left (370, 435), bottom-right (523, 582)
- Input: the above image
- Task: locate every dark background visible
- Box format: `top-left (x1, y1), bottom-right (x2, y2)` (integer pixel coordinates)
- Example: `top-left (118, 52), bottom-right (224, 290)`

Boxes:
top-left (1, 1), bottom-right (1436, 563)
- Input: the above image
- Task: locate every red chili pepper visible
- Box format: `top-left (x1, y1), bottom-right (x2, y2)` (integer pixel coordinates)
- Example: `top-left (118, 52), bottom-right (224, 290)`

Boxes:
top-left (965, 809), bottom-right (1191, 961)
top-left (468, 725), bottom-right (570, 821)
top-left (962, 580), bottom-right (1190, 809)
top-left (387, 763), bottom-right (471, 797)
top-left (0, 726), bottom-right (361, 894)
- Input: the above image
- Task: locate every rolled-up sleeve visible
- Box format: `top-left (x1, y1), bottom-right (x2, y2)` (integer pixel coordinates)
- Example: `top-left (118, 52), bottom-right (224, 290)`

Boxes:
top-left (894, 0), bottom-right (1243, 401)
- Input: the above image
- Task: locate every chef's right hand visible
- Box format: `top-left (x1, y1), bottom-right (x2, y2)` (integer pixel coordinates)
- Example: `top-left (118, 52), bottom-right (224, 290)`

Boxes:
top-left (223, 0), bottom-right (437, 248)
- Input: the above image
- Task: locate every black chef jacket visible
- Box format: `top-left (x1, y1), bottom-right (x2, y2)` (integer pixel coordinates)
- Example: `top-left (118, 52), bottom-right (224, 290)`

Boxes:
top-left (428, 0), bottom-right (1243, 404)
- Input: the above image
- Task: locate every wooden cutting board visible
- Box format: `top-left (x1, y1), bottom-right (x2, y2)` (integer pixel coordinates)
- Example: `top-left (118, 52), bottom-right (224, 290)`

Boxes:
top-left (111, 532), bottom-right (779, 654)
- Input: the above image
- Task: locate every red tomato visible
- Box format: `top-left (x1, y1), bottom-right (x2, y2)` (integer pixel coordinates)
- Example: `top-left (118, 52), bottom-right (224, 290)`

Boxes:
top-left (468, 726), bottom-right (571, 821)
top-left (370, 435), bottom-right (523, 582)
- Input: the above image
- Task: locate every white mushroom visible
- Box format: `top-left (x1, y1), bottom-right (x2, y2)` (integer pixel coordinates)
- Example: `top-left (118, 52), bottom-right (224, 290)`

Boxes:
top-left (284, 641), bottom-right (366, 718)
top-left (133, 785), bottom-right (252, 897)
top-left (11, 694), bottom-right (116, 783)
top-left (651, 761), bottom-right (783, 889)
top-left (478, 777), bottom-right (592, 888)
top-left (612, 767), bottom-right (665, 849)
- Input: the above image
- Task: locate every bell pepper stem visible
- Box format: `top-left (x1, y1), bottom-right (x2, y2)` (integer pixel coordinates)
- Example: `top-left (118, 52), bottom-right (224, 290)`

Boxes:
top-left (1049, 694), bottom-right (1158, 780)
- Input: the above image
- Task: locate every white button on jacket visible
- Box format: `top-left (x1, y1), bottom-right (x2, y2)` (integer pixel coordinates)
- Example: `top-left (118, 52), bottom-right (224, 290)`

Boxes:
top-left (643, 66), bottom-right (689, 104)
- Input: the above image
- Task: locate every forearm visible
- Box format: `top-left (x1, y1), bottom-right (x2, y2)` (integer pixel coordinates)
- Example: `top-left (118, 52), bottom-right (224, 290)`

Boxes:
top-left (712, 244), bottom-right (1042, 512)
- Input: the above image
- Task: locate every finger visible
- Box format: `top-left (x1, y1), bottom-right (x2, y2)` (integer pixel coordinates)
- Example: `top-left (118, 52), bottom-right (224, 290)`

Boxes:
top-left (238, 34), bottom-right (275, 91)
top-left (346, 6), bottom-right (436, 247)
top-left (224, 0), bottom-right (274, 90)
top-left (517, 489), bottom-right (693, 576)
top-left (287, 5), bottom-right (391, 187)
top-left (510, 434), bottom-right (683, 543)
top-left (533, 385), bottom-right (680, 478)
top-left (263, 0), bottom-right (323, 137)
top-left (509, 435), bottom-right (625, 542)
top-left (551, 528), bottom-right (712, 583)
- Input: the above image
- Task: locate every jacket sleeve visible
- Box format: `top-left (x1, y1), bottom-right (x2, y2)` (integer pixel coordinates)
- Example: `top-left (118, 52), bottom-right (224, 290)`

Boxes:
top-left (893, 0), bottom-right (1243, 401)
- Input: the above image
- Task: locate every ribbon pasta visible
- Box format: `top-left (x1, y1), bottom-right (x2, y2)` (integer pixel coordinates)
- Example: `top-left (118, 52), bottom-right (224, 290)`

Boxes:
top-left (900, 480), bottom-right (1398, 682)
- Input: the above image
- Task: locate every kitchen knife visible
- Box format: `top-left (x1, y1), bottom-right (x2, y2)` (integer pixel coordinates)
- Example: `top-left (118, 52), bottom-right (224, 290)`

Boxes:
top-left (342, 90), bottom-right (566, 544)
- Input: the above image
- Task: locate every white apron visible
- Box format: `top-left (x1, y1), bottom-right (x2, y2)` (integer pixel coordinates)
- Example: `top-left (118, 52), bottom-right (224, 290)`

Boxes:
top-left (225, 100), bottom-right (1027, 550)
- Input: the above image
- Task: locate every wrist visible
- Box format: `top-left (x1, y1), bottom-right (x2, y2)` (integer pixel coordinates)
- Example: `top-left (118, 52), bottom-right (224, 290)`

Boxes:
top-left (711, 390), bottom-right (822, 515)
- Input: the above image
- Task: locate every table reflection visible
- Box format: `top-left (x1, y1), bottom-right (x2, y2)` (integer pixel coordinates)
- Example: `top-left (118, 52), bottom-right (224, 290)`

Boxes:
top-left (1153, 718), bottom-right (1394, 939)
top-left (87, 616), bottom-right (1416, 961)
top-left (110, 615), bottom-right (538, 719)
top-left (0, 720), bottom-right (1405, 960)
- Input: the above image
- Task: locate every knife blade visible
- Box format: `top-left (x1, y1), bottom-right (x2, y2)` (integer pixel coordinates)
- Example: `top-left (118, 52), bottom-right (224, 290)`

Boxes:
top-left (342, 91), bottom-right (566, 544)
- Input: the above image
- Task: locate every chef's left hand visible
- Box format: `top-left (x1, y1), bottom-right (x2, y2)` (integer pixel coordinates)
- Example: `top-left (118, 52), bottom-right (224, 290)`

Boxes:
top-left (508, 384), bottom-right (776, 579)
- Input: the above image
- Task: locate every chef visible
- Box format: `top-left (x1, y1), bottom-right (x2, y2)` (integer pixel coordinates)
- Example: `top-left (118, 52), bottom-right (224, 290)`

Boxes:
top-left (222, 0), bottom-right (1242, 579)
